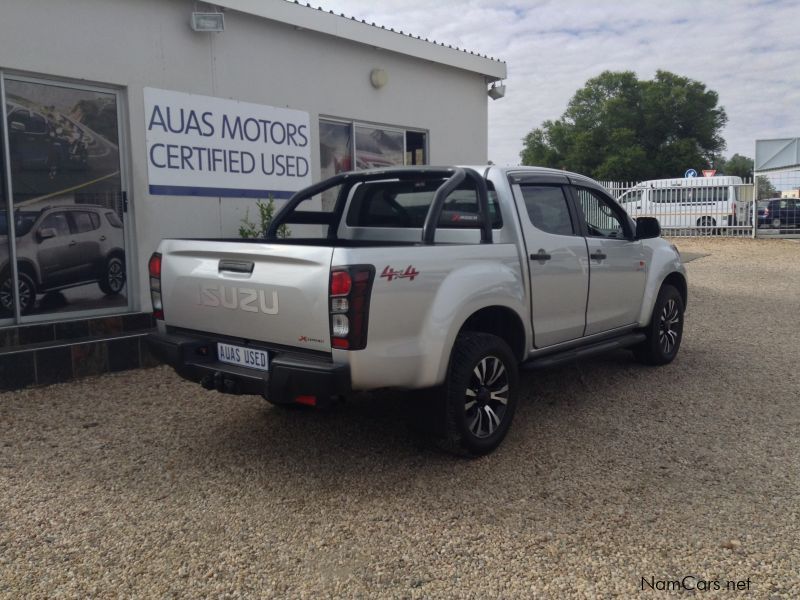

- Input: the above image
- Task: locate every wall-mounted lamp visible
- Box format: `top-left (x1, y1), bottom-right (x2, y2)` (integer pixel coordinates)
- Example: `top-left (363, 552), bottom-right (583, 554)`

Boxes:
top-left (191, 12), bottom-right (225, 32)
top-left (488, 83), bottom-right (506, 100)
top-left (370, 68), bottom-right (388, 89)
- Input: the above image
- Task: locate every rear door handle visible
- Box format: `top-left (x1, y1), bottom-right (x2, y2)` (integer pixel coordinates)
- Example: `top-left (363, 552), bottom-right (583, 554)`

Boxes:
top-left (590, 251), bottom-right (607, 261)
top-left (530, 249), bottom-right (551, 263)
top-left (68, 240), bottom-right (77, 247)
top-left (99, 235), bottom-right (106, 241)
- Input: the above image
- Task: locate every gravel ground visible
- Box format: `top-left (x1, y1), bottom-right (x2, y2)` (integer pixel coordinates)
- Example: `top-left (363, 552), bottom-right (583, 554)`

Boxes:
top-left (1, 238), bottom-right (799, 599)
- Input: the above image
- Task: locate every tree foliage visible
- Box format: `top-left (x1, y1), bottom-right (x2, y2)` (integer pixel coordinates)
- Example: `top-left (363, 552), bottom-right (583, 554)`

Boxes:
top-left (715, 153), bottom-right (753, 179)
top-left (520, 70), bottom-right (728, 181)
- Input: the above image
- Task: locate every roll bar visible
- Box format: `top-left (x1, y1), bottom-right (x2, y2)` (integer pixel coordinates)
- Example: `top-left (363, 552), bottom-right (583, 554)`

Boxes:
top-left (265, 166), bottom-right (493, 244)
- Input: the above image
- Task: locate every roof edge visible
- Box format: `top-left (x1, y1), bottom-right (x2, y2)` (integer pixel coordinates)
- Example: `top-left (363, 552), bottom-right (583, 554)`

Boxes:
top-left (214, 0), bottom-right (507, 81)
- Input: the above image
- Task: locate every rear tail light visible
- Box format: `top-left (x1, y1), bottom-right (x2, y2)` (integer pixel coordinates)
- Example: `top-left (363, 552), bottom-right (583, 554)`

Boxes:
top-left (329, 266), bottom-right (375, 350)
top-left (149, 252), bottom-right (164, 320)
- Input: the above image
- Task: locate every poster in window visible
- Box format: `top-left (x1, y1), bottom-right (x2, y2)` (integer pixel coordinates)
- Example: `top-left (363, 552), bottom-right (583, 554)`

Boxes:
top-left (355, 126), bottom-right (404, 169)
top-left (2, 78), bottom-right (127, 318)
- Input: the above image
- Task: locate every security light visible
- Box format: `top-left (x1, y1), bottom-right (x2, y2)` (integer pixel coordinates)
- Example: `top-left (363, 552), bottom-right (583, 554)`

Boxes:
top-left (488, 84), bottom-right (506, 100)
top-left (191, 12), bottom-right (224, 32)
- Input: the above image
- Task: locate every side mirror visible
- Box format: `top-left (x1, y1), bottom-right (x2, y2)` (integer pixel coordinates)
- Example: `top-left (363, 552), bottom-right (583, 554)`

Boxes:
top-left (10, 121), bottom-right (26, 133)
top-left (635, 217), bottom-right (661, 240)
top-left (37, 227), bottom-right (56, 242)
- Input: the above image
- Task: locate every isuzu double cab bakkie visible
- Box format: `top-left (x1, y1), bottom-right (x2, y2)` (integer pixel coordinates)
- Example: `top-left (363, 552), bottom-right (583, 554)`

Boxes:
top-left (147, 166), bottom-right (687, 455)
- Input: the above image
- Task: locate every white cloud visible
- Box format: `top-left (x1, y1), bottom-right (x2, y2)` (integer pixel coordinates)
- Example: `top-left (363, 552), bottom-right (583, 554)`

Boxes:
top-left (306, 0), bottom-right (800, 169)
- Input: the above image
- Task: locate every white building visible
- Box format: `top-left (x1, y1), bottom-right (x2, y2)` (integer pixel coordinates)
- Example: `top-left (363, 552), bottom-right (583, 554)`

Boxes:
top-left (0, 0), bottom-right (505, 387)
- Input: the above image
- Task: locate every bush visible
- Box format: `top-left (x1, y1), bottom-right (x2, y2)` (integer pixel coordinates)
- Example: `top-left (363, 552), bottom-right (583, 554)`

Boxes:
top-left (239, 195), bottom-right (291, 239)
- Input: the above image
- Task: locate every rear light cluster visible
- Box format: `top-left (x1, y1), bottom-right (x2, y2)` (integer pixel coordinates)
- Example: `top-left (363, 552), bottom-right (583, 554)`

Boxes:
top-left (149, 252), bottom-right (164, 320)
top-left (329, 266), bottom-right (375, 350)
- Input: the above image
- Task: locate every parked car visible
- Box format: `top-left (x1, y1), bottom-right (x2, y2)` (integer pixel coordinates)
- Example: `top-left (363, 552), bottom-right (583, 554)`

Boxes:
top-left (148, 166), bottom-right (687, 455)
top-left (0, 204), bottom-right (125, 315)
top-left (6, 104), bottom-right (88, 173)
top-left (756, 198), bottom-right (800, 229)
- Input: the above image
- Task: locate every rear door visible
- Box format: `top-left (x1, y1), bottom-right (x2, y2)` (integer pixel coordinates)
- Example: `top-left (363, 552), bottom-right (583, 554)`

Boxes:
top-left (512, 179), bottom-right (589, 348)
top-left (571, 185), bottom-right (646, 335)
top-left (159, 240), bottom-right (334, 353)
top-left (67, 210), bottom-right (103, 279)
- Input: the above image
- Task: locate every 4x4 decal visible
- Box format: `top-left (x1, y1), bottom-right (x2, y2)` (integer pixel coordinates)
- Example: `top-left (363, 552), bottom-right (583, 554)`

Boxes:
top-left (380, 265), bottom-right (420, 282)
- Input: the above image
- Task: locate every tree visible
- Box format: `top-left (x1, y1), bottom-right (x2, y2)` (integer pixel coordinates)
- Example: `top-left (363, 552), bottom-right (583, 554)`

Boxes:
top-left (756, 176), bottom-right (778, 200)
top-left (715, 153), bottom-right (753, 179)
top-left (520, 70), bottom-right (728, 181)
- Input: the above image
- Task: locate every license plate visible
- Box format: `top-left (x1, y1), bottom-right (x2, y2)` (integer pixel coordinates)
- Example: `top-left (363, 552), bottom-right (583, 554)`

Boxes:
top-left (217, 342), bottom-right (269, 372)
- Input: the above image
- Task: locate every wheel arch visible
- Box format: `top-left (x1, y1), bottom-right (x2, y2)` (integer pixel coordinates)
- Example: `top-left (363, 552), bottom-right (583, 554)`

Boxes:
top-left (661, 271), bottom-right (687, 309)
top-left (458, 305), bottom-right (527, 363)
top-left (3, 258), bottom-right (41, 285)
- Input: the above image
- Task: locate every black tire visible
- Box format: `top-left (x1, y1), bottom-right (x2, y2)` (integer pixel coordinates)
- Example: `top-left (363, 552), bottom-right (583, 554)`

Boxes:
top-left (0, 270), bottom-right (37, 316)
top-left (98, 255), bottom-right (126, 295)
top-left (697, 216), bottom-right (717, 236)
top-left (438, 332), bottom-right (519, 456)
top-left (633, 284), bottom-right (684, 366)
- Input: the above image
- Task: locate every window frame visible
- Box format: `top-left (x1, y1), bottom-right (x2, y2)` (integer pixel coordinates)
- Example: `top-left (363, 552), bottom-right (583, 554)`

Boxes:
top-left (0, 69), bottom-right (134, 326)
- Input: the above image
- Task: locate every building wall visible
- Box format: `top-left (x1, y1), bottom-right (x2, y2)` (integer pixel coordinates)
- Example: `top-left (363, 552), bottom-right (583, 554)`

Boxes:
top-left (0, 0), bottom-right (489, 312)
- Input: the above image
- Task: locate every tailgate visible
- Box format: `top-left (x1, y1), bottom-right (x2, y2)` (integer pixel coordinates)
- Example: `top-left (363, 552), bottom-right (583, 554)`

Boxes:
top-left (159, 240), bottom-right (333, 353)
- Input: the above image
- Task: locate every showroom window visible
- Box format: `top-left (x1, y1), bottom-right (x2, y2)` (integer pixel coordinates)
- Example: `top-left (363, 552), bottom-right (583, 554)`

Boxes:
top-left (0, 73), bottom-right (131, 325)
top-left (319, 119), bottom-right (427, 177)
top-left (319, 119), bottom-right (426, 210)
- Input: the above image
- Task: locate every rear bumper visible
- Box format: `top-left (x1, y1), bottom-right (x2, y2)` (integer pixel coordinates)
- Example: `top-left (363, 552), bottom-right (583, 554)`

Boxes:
top-left (147, 330), bottom-right (350, 406)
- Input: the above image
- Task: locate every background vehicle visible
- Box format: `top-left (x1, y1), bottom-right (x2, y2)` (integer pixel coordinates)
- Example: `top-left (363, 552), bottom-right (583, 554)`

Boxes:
top-left (6, 103), bottom-right (90, 173)
top-left (617, 176), bottom-right (742, 232)
top-left (0, 204), bottom-right (125, 315)
top-left (148, 166), bottom-right (687, 455)
top-left (756, 198), bottom-right (800, 229)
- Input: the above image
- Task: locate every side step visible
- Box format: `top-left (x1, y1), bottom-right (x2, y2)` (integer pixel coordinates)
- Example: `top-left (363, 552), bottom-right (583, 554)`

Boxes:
top-left (522, 333), bottom-right (646, 370)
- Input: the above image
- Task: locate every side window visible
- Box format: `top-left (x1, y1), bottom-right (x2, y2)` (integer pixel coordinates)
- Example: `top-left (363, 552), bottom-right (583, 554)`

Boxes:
top-left (105, 211), bottom-right (123, 228)
top-left (39, 212), bottom-right (70, 236)
top-left (89, 212), bottom-right (100, 229)
top-left (574, 187), bottom-right (629, 239)
top-left (71, 211), bottom-right (98, 233)
top-left (519, 185), bottom-right (575, 236)
top-left (439, 184), bottom-right (502, 229)
top-left (619, 189), bottom-right (642, 205)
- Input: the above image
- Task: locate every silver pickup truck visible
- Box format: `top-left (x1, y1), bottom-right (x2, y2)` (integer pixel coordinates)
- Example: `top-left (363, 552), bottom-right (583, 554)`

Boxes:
top-left (147, 166), bottom-right (687, 455)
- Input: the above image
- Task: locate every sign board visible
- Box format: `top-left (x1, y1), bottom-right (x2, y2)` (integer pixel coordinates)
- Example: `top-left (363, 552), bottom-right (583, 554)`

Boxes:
top-left (755, 138), bottom-right (800, 172)
top-left (144, 88), bottom-right (311, 198)
top-left (702, 169), bottom-right (716, 177)
top-left (684, 169), bottom-right (697, 178)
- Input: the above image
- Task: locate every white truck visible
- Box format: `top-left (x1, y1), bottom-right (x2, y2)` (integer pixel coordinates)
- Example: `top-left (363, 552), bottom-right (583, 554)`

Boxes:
top-left (147, 166), bottom-right (687, 455)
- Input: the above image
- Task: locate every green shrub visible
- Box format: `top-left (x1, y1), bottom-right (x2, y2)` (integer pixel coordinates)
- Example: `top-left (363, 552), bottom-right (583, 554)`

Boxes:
top-left (239, 195), bottom-right (291, 239)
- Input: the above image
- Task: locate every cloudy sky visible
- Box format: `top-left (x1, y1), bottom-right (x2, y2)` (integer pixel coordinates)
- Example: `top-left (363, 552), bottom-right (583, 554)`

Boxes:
top-left (310, 0), bottom-right (800, 167)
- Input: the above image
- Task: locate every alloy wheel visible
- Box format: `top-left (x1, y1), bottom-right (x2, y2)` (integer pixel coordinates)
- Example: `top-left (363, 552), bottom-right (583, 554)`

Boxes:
top-left (0, 276), bottom-right (34, 313)
top-left (464, 355), bottom-right (509, 438)
top-left (107, 258), bottom-right (125, 293)
top-left (658, 298), bottom-right (680, 355)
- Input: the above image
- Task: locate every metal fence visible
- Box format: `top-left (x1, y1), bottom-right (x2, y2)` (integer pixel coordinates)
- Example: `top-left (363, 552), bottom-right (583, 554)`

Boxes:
top-left (600, 178), bottom-right (771, 238)
top-left (751, 170), bottom-right (800, 237)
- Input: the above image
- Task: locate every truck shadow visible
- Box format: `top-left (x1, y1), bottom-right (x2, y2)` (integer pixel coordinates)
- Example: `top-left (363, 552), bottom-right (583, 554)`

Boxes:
top-left (191, 347), bottom-right (703, 495)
